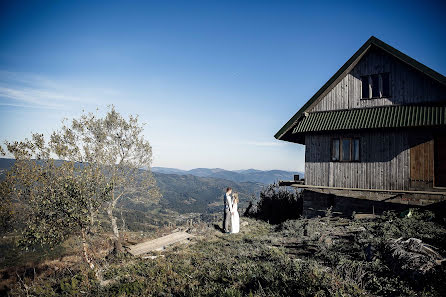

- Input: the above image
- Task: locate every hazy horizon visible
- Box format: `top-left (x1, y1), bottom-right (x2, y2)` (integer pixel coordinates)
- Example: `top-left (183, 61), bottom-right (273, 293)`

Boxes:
top-left (1, 1), bottom-right (445, 172)
top-left (0, 157), bottom-right (303, 172)
top-left (151, 166), bottom-right (304, 172)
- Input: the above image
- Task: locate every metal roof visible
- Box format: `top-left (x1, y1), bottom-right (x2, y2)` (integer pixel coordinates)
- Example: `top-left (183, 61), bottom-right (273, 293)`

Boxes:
top-left (292, 105), bottom-right (446, 134)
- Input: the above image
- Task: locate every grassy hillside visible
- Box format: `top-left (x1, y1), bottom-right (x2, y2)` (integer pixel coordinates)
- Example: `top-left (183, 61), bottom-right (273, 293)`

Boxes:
top-left (3, 211), bottom-right (445, 296)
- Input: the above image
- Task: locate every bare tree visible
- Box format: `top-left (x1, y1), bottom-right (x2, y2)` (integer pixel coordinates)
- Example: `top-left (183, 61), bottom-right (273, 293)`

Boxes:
top-left (50, 106), bottom-right (161, 252)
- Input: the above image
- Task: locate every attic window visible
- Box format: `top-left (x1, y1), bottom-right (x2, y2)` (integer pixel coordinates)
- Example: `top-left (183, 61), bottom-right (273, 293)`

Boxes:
top-left (381, 72), bottom-right (390, 97)
top-left (361, 73), bottom-right (391, 99)
top-left (371, 74), bottom-right (379, 98)
top-left (361, 76), bottom-right (369, 99)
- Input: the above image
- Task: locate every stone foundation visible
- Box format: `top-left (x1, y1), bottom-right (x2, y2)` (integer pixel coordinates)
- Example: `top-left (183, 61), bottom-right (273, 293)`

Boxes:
top-left (302, 189), bottom-right (446, 218)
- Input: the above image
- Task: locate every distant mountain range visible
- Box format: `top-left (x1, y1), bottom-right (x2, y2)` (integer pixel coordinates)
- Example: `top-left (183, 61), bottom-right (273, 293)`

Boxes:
top-left (0, 159), bottom-right (303, 185)
top-left (0, 158), bottom-right (303, 216)
top-left (152, 167), bottom-right (304, 185)
top-left (0, 158), bottom-right (264, 215)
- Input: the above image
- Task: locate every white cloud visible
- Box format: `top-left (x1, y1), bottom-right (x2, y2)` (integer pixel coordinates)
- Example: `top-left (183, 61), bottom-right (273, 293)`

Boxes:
top-left (0, 102), bottom-right (56, 109)
top-left (0, 70), bottom-right (117, 109)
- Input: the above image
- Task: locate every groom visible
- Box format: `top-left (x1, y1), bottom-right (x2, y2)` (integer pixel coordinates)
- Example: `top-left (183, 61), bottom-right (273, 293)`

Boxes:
top-left (223, 187), bottom-right (233, 233)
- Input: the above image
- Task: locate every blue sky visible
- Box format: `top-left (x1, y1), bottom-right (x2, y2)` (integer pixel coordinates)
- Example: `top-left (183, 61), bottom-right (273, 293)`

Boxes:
top-left (0, 0), bottom-right (445, 171)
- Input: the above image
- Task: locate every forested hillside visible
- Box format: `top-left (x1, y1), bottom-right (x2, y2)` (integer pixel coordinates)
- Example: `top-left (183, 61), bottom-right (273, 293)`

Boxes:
top-left (153, 172), bottom-right (262, 214)
top-left (0, 158), bottom-right (262, 229)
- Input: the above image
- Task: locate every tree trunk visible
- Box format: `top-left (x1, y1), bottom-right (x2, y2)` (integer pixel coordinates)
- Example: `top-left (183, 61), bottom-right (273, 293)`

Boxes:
top-left (120, 209), bottom-right (126, 231)
top-left (81, 229), bottom-right (95, 269)
top-left (88, 204), bottom-right (97, 234)
top-left (108, 198), bottom-right (123, 253)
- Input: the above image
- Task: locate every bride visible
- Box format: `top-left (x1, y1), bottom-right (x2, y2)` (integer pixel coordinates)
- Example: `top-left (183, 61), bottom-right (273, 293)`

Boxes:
top-left (231, 192), bottom-right (240, 234)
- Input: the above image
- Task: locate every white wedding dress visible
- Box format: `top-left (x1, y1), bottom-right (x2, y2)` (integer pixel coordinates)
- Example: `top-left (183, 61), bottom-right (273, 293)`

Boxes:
top-left (231, 202), bottom-right (240, 234)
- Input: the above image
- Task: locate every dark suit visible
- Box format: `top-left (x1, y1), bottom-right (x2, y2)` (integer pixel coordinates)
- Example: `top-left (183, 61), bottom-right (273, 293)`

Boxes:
top-left (223, 193), bottom-right (232, 232)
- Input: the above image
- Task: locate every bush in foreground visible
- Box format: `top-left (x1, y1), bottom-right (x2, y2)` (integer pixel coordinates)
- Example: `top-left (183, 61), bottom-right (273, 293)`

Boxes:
top-left (246, 183), bottom-right (302, 224)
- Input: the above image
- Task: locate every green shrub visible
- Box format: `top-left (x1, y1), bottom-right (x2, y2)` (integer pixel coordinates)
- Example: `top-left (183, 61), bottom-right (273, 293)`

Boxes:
top-left (107, 280), bottom-right (145, 297)
top-left (248, 183), bottom-right (302, 224)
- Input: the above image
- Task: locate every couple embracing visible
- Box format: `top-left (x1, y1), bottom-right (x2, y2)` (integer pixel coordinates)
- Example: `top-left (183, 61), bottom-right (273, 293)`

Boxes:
top-left (223, 187), bottom-right (239, 234)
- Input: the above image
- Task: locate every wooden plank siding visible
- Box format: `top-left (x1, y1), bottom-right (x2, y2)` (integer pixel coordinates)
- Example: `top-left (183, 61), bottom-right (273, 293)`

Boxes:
top-left (302, 47), bottom-right (445, 192)
top-left (305, 131), bottom-right (411, 190)
top-left (310, 48), bottom-right (446, 112)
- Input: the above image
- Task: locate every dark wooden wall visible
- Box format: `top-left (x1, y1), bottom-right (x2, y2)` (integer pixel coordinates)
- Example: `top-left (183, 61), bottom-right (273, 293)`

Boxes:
top-left (304, 130), bottom-right (446, 191)
top-left (305, 131), bottom-right (410, 190)
top-left (302, 46), bottom-right (446, 191)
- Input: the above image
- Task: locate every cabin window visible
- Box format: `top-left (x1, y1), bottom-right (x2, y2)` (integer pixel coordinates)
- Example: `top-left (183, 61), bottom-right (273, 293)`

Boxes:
top-left (331, 139), bottom-right (340, 161)
top-left (331, 137), bottom-right (360, 162)
top-left (341, 139), bottom-right (351, 161)
top-left (353, 138), bottom-right (360, 161)
top-left (371, 74), bottom-right (380, 98)
top-left (361, 76), bottom-right (370, 99)
top-left (361, 72), bottom-right (391, 99)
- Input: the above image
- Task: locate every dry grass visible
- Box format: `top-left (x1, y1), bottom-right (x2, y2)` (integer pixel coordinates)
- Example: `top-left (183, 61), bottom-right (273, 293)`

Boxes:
top-left (2, 211), bottom-right (446, 296)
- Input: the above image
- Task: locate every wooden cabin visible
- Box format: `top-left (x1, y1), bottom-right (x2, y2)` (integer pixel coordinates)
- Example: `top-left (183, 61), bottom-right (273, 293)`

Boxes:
top-left (275, 36), bottom-right (446, 216)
